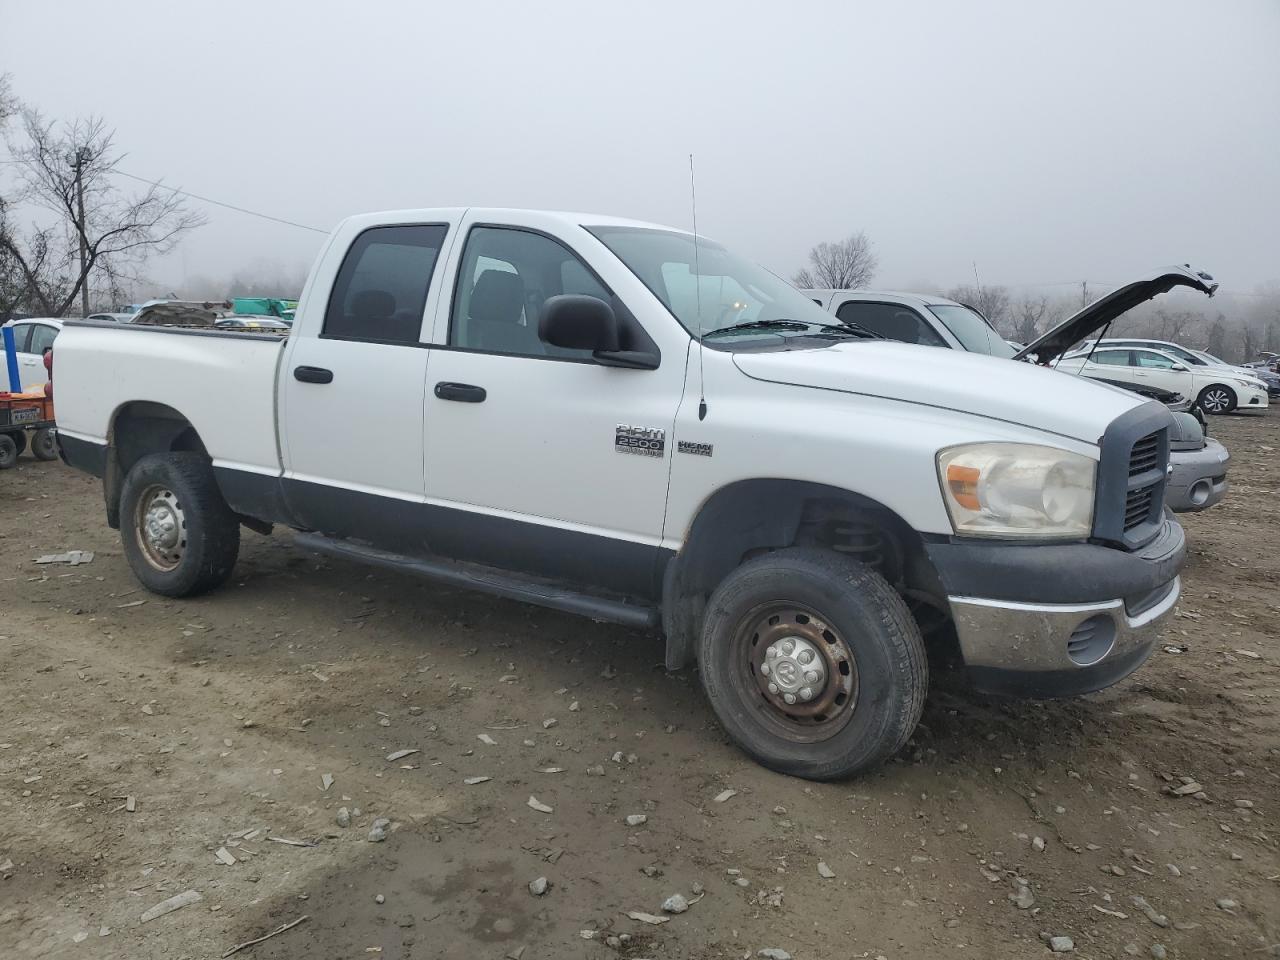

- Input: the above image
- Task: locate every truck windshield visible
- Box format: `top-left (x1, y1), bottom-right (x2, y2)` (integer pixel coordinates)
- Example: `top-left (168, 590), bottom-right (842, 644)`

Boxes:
top-left (587, 226), bottom-right (857, 345)
top-left (927, 304), bottom-right (1015, 358)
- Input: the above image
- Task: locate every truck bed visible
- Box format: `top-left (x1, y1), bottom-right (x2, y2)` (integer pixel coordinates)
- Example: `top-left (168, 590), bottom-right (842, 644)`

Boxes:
top-left (53, 320), bottom-right (287, 477)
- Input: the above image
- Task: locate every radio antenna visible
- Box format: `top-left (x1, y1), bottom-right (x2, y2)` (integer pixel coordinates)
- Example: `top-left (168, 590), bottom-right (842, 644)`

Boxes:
top-left (690, 153), bottom-right (707, 421)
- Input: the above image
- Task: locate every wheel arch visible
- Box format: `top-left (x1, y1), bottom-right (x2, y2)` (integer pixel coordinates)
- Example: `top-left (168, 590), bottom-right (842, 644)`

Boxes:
top-left (661, 478), bottom-right (948, 670)
top-left (103, 401), bottom-right (207, 528)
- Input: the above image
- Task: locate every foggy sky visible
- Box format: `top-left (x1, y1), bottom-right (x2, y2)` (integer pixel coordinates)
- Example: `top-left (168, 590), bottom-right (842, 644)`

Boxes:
top-left (2, 0), bottom-right (1277, 298)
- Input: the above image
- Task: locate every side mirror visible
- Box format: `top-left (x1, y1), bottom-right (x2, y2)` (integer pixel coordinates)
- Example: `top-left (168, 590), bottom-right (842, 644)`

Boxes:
top-left (539, 295), bottom-right (620, 352)
top-left (1171, 364), bottom-right (1188, 372)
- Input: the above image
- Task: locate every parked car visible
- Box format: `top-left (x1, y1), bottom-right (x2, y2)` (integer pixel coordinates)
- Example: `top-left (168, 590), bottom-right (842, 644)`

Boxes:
top-left (1068, 338), bottom-right (1270, 412)
top-left (804, 272), bottom-right (1228, 511)
top-left (0, 317), bottom-right (61, 389)
top-left (1193, 349), bottom-right (1280, 398)
top-left (53, 207), bottom-right (1188, 779)
top-left (85, 313), bottom-right (135, 323)
top-left (1056, 346), bottom-right (1268, 415)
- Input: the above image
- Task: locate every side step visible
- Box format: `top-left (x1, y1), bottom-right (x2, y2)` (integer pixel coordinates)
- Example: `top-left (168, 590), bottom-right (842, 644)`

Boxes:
top-left (293, 532), bottom-right (660, 631)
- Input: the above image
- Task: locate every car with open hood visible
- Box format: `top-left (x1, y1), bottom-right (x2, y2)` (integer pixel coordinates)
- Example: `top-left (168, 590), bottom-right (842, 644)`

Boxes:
top-left (807, 266), bottom-right (1230, 511)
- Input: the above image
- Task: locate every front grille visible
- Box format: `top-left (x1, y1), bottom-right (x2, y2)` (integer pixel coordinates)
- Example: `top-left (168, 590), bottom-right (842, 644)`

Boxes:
top-left (1128, 433), bottom-right (1161, 477)
top-left (1122, 430), bottom-right (1164, 533)
top-left (1093, 407), bottom-right (1172, 551)
top-left (1124, 486), bottom-right (1155, 530)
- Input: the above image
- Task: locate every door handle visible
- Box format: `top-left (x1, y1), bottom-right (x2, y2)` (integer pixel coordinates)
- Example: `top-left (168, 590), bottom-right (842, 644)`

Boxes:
top-left (434, 381), bottom-right (486, 403)
top-left (293, 365), bottom-right (334, 384)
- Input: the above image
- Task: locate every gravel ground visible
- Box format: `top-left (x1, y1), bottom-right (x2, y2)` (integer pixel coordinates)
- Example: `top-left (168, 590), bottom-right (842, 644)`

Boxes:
top-left (1, 410), bottom-right (1277, 960)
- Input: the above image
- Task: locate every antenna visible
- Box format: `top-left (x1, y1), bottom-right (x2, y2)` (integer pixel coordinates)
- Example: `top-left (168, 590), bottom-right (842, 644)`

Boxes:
top-left (690, 153), bottom-right (707, 421)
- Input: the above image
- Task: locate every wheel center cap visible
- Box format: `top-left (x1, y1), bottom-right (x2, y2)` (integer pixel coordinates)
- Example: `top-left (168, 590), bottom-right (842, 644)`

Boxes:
top-left (760, 635), bottom-right (827, 704)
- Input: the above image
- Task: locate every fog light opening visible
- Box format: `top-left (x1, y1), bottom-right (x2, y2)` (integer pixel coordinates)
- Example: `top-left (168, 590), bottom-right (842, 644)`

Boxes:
top-left (1189, 480), bottom-right (1212, 506)
top-left (1066, 614), bottom-right (1117, 667)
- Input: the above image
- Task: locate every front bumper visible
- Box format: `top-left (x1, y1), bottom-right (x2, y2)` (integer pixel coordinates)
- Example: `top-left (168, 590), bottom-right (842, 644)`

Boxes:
top-left (1241, 386), bottom-right (1269, 410)
top-left (926, 519), bottom-right (1185, 698)
top-left (1166, 437), bottom-right (1229, 512)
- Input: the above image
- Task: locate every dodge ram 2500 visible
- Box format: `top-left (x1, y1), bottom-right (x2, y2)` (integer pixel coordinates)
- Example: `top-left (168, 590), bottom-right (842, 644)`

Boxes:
top-left (53, 208), bottom-right (1185, 779)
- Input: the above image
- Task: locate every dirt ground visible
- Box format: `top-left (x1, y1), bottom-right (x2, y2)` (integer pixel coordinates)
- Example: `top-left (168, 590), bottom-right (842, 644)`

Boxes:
top-left (2, 412), bottom-right (1277, 960)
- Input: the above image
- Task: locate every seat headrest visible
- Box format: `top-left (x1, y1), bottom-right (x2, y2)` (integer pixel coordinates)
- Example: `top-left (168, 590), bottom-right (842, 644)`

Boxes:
top-left (352, 289), bottom-right (395, 320)
top-left (470, 270), bottom-right (524, 324)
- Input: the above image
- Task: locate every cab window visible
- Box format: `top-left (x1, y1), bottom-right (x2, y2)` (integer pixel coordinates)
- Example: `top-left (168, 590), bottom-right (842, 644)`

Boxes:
top-left (449, 226), bottom-right (611, 360)
top-left (323, 224), bottom-right (448, 344)
top-left (835, 301), bottom-right (946, 347)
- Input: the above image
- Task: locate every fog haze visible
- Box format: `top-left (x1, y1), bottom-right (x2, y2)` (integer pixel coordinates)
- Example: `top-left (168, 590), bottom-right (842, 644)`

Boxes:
top-left (3, 0), bottom-right (1277, 296)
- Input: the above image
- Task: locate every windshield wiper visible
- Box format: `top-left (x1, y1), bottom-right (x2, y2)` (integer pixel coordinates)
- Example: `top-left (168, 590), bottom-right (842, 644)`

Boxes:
top-left (703, 319), bottom-right (878, 340)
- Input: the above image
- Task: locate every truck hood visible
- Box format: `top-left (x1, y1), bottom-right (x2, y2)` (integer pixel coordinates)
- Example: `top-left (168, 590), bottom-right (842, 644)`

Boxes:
top-left (1014, 265), bottom-right (1217, 363)
top-left (732, 340), bottom-right (1143, 444)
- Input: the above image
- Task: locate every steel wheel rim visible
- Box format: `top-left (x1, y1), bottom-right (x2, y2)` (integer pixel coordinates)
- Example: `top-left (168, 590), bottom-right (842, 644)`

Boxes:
top-left (134, 485), bottom-right (187, 572)
top-left (1202, 389), bottom-right (1230, 413)
top-left (730, 602), bottom-right (860, 743)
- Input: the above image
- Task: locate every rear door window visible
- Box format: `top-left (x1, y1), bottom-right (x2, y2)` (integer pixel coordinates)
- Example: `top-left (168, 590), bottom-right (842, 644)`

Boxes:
top-left (6, 323), bottom-right (32, 353)
top-left (835, 301), bottom-right (946, 347)
top-left (1092, 350), bottom-right (1132, 366)
top-left (323, 225), bottom-right (448, 344)
top-left (27, 324), bottom-right (58, 354)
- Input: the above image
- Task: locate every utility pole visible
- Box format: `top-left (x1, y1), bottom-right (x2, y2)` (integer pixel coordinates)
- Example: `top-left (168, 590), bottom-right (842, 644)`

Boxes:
top-left (72, 146), bottom-right (91, 318)
top-left (1081, 280), bottom-right (1088, 309)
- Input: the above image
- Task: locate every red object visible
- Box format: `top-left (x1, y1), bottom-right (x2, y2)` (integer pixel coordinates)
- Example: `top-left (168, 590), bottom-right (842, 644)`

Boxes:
top-left (44, 348), bottom-right (53, 398)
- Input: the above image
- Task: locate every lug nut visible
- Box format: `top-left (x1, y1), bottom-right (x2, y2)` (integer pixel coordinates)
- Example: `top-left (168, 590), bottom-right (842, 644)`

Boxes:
top-left (783, 693), bottom-right (797, 705)
top-left (804, 670), bottom-right (818, 684)
top-left (767, 682), bottom-right (779, 694)
top-left (799, 686), bottom-right (814, 701)
top-left (798, 650), bottom-right (813, 665)
top-left (766, 645), bottom-right (778, 660)
top-left (760, 663), bottom-right (771, 676)
top-left (781, 639), bottom-right (795, 654)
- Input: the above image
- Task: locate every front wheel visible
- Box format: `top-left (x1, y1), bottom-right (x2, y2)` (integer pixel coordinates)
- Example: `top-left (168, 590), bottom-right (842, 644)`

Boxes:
top-left (31, 427), bottom-right (58, 461)
top-left (0, 434), bottom-right (17, 470)
top-left (119, 452), bottom-right (240, 597)
top-left (698, 547), bottom-right (927, 780)
top-left (1197, 384), bottom-right (1237, 415)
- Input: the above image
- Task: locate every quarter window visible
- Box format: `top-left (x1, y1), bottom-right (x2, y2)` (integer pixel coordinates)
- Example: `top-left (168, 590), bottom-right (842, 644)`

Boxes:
top-left (323, 225), bottom-right (448, 344)
top-left (835, 301), bottom-right (946, 347)
top-left (450, 226), bottom-right (610, 359)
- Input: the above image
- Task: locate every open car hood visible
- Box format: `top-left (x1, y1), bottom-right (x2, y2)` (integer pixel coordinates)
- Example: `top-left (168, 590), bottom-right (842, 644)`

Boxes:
top-left (1014, 266), bottom-right (1217, 364)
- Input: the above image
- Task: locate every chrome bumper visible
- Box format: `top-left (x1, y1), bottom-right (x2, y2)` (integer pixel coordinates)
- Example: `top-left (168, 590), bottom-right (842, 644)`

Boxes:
top-left (949, 577), bottom-right (1180, 696)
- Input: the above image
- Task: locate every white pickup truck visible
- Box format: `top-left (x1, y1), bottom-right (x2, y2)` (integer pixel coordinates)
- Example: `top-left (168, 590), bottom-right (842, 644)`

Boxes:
top-left (53, 208), bottom-right (1185, 779)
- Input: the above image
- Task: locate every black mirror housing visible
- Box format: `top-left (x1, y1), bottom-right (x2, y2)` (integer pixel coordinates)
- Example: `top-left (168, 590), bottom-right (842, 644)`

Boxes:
top-left (539, 295), bottom-right (620, 352)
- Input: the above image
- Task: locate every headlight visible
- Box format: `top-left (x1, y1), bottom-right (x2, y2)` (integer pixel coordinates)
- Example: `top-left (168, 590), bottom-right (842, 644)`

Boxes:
top-left (937, 443), bottom-right (1096, 539)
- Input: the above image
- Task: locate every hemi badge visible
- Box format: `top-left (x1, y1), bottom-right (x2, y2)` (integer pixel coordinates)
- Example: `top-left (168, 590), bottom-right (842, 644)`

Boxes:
top-left (677, 440), bottom-right (713, 457)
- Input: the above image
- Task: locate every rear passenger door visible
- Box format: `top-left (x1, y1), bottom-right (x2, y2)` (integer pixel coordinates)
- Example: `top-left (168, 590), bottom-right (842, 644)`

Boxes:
top-left (1080, 348), bottom-right (1135, 383)
top-left (833, 300), bottom-right (949, 347)
top-left (280, 221), bottom-right (455, 541)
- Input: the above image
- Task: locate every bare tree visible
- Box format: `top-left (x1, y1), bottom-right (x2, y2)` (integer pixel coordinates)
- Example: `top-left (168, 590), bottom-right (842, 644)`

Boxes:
top-left (946, 283), bottom-right (1012, 334)
top-left (1010, 295), bottom-right (1049, 344)
top-left (792, 232), bottom-right (878, 289)
top-left (1, 102), bottom-right (204, 317)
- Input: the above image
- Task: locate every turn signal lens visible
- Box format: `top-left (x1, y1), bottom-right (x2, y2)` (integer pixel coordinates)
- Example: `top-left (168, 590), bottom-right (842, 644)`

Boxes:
top-left (946, 465), bottom-right (982, 511)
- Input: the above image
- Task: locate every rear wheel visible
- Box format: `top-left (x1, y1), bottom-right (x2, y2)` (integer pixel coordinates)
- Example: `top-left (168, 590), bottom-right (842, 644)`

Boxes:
top-left (0, 434), bottom-right (17, 470)
top-left (698, 547), bottom-right (927, 780)
top-left (1197, 384), bottom-right (1236, 415)
top-left (119, 452), bottom-right (240, 597)
top-left (31, 427), bottom-right (58, 461)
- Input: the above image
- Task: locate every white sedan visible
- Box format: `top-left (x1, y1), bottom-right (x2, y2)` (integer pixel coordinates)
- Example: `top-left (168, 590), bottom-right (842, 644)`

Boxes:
top-left (2, 318), bottom-right (62, 391)
top-left (1058, 345), bottom-right (1269, 414)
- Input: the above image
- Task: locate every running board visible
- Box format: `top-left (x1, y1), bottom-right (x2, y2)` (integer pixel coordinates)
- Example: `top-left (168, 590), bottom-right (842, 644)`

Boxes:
top-left (293, 532), bottom-right (660, 630)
